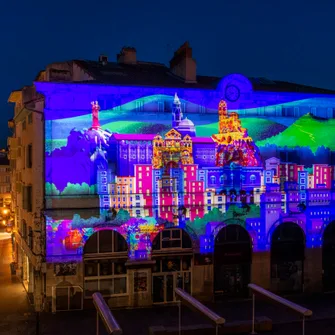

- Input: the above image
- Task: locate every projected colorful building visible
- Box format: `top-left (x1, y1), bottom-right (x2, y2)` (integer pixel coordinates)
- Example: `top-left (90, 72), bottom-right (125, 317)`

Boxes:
top-left (8, 42), bottom-right (335, 312)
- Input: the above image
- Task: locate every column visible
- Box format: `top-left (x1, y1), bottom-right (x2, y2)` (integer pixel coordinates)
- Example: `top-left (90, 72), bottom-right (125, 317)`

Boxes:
top-left (303, 247), bottom-right (322, 293)
top-left (251, 250), bottom-right (271, 290)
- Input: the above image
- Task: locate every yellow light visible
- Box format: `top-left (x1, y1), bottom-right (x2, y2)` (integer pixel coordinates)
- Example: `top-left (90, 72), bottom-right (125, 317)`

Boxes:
top-left (2, 220), bottom-right (6, 225)
top-left (2, 209), bottom-right (8, 215)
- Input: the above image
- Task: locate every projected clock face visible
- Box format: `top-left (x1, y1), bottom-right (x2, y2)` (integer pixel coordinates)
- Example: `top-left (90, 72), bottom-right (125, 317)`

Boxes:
top-left (225, 85), bottom-right (240, 102)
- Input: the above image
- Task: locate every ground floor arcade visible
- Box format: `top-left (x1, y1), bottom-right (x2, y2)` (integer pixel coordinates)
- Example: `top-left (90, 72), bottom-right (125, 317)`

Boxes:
top-left (41, 220), bottom-right (335, 312)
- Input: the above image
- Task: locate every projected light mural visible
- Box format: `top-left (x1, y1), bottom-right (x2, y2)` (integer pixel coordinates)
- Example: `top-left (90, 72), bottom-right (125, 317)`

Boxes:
top-left (38, 78), bottom-right (335, 263)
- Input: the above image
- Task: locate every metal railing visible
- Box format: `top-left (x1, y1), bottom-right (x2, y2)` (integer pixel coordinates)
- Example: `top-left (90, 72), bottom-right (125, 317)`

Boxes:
top-left (175, 288), bottom-right (225, 335)
top-left (92, 292), bottom-right (122, 335)
top-left (248, 283), bottom-right (312, 335)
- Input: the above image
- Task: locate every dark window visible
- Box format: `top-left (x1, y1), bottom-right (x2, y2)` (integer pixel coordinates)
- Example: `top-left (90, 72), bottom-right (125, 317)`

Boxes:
top-left (99, 230), bottom-right (113, 253)
top-left (22, 220), bottom-right (27, 240)
top-left (152, 229), bottom-right (192, 251)
top-left (84, 230), bottom-right (127, 254)
top-left (23, 186), bottom-right (32, 212)
top-left (26, 144), bottom-right (32, 168)
top-left (28, 227), bottom-right (33, 250)
top-left (28, 113), bottom-right (33, 124)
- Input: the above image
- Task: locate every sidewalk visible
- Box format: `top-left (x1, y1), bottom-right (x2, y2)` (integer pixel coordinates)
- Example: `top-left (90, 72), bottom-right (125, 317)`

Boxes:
top-left (0, 233), bottom-right (35, 334)
top-left (39, 292), bottom-right (335, 335)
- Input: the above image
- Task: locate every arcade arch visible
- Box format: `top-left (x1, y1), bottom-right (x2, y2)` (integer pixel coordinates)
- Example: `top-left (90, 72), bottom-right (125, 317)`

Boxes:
top-left (83, 230), bottom-right (128, 299)
top-left (214, 224), bottom-right (252, 298)
top-left (322, 221), bottom-right (335, 292)
top-left (270, 222), bottom-right (305, 293)
top-left (152, 228), bottom-right (193, 303)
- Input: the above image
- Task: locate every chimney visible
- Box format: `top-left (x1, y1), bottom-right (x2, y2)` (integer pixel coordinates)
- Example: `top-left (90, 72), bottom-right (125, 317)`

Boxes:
top-left (169, 42), bottom-right (197, 83)
top-left (98, 54), bottom-right (108, 65)
top-left (117, 47), bottom-right (137, 64)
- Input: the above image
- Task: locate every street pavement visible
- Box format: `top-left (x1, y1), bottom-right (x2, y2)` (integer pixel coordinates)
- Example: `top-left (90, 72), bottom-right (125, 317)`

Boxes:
top-left (0, 231), bottom-right (35, 334)
top-left (2, 230), bottom-right (335, 334)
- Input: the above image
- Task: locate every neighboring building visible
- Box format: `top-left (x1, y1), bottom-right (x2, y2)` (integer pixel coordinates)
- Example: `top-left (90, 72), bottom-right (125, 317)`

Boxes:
top-left (0, 151), bottom-right (12, 230)
top-left (7, 41), bottom-right (335, 313)
top-left (7, 88), bottom-right (44, 310)
top-left (0, 151), bottom-right (11, 208)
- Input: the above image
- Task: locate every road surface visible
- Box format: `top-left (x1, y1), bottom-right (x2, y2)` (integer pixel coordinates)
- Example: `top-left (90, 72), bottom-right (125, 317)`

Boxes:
top-left (0, 231), bottom-right (34, 334)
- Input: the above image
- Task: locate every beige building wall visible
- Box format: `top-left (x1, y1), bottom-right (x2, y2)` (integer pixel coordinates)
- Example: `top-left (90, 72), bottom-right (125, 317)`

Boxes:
top-left (8, 87), bottom-right (45, 310)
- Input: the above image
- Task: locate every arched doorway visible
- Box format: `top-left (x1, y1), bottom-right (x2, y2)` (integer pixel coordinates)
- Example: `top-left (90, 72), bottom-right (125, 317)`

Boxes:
top-left (322, 222), bottom-right (335, 292)
top-left (152, 228), bottom-right (193, 303)
top-left (271, 222), bottom-right (305, 293)
top-left (83, 230), bottom-right (128, 299)
top-left (214, 224), bottom-right (252, 298)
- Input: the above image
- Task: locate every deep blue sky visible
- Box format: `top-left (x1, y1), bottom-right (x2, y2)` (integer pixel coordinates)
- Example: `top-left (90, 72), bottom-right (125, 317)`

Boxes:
top-left (1, 0), bottom-right (334, 147)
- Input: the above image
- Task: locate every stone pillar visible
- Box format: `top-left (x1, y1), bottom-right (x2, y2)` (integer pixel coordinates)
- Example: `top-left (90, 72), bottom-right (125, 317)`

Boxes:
top-left (304, 247), bottom-right (322, 293)
top-left (28, 262), bottom-right (35, 293)
top-left (251, 251), bottom-right (271, 289)
top-left (192, 264), bottom-right (213, 301)
top-left (34, 272), bottom-right (43, 312)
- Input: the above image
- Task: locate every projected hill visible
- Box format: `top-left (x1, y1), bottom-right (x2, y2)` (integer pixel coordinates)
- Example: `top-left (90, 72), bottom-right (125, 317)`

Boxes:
top-left (256, 114), bottom-right (335, 151)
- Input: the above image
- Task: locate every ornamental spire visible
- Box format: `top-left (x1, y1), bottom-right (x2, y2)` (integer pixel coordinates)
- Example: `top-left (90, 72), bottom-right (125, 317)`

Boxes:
top-left (174, 92), bottom-right (181, 105)
top-left (91, 101), bottom-right (101, 129)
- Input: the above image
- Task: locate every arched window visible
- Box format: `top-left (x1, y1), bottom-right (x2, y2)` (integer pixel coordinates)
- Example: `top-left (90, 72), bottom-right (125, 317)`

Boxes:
top-left (250, 174), bottom-right (256, 184)
top-left (210, 175), bottom-right (216, 184)
top-left (84, 230), bottom-right (128, 298)
top-left (152, 228), bottom-right (192, 251)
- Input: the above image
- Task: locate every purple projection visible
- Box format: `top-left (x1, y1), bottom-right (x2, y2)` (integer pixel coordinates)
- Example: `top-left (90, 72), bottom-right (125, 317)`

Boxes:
top-left (35, 76), bottom-right (335, 262)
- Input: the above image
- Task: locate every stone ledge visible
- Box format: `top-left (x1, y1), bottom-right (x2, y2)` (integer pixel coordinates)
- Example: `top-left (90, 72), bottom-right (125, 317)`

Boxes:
top-left (149, 316), bottom-right (272, 335)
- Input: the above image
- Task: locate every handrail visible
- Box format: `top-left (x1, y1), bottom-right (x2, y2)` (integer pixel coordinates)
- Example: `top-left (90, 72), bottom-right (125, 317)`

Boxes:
top-left (248, 283), bottom-right (312, 335)
top-left (248, 284), bottom-right (312, 317)
top-left (175, 288), bottom-right (225, 326)
top-left (92, 292), bottom-right (122, 335)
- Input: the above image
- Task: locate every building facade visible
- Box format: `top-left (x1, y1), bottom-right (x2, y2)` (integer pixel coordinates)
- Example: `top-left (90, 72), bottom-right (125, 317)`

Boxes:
top-left (7, 42), bottom-right (335, 312)
top-left (0, 151), bottom-right (12, 231)
top-left (7, 88), bottom-right (44, 308)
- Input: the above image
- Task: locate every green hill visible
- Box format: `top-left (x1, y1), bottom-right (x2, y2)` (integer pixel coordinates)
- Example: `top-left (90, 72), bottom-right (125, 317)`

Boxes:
top-left (195, 118), bottom-right (286, 141)
top-left (256, 114), bottom-right (335, 151)
top-left (102, 121), bottom-right (170, 135)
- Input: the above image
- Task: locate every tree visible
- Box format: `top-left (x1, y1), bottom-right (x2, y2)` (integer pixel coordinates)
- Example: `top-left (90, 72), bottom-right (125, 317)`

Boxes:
top-left (45, 182), bottom-right (60, 196)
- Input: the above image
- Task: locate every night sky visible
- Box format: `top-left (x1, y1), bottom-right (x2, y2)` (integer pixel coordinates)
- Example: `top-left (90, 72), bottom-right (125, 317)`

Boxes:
top-left (1, 0), bottom-right (334, 147)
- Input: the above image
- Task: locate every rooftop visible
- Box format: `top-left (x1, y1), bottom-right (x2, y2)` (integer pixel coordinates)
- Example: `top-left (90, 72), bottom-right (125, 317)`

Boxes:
top-left (71, 60), bottom-right (335, 94)
top-left (74, 60), bottom-right (220, 89)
